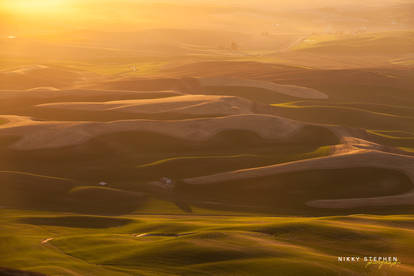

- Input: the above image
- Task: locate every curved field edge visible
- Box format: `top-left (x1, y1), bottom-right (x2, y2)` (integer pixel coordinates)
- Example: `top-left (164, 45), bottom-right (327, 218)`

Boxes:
top-left (269, 104), bottom-right (414, 135)
top-left (0, 170), bottom-right (71, 182)
top-left (271, 102), bottom-right (414, 120)
top-left (136, 146), bottom-right (331, 168)
top-left (400, 147), bottom-right (414, 153)
top-left (366, 130), bottom-right (414, 139)
top-left (137, 154), bottom-right (260, 168)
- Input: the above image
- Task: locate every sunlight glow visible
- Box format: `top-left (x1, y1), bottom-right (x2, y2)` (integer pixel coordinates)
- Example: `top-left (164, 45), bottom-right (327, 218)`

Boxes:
top-left (3, 0), bottom-right (68, 14)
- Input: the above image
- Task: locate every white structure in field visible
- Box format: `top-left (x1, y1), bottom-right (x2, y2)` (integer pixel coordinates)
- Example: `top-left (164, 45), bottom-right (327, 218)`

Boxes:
top-left (161, 177), bottom-right (173, 185)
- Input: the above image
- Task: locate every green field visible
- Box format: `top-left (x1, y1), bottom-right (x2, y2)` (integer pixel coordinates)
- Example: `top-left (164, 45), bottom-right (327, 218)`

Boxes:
top-left (1, 209), bottom-right (413, 276)
top-left (1, 69), bottom-right (413, 274)
top-left (1, 9), bottom-right (414, 274)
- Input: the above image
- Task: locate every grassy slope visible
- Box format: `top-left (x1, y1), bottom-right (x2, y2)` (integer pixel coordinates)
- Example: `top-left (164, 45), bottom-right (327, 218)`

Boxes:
top-left (366, 130), bottom-right (414, 149)
top-left (267, 73), bottom-right (414, 147)
top-left (1, 51), bottom-right (413, 274)
top-left (0, 171), bottom-right (146, 215)
top-left (293, 31), bottom-right (414, 56)
top-left (1, 29), bottom-right (414, 276)
top-left (195, 86), bottom-right (297, 104)
top-left (178, 167), bottom-right (414, 216)
top-left (271, 102), bottom-right (414, 133)
top-left (0, 91), bottom-right (184, 122)
top-left (268, 101), bottom-right (414, 148)
top-left (0, 127), bottom-right (338, 184)
top-left (0, 172), bottom-right (75, 210)
top-left (137, 147), bottom-right (332, 169)
top-left (137, 154), bottom-right (261, 168)
top-left (1, 209), bottom-right (413, 276)
top-left (0, 129), bottom-right (337, 215)
top-left (401, 147), bottom-right (414, 153)
top-left (0, 66), bottom-right (81, 90)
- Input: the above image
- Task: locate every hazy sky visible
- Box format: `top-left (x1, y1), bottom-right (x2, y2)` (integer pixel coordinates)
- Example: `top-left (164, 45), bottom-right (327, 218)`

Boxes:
top-left (1, 0), bottom-right (412, 35)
